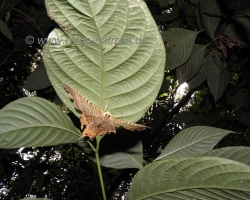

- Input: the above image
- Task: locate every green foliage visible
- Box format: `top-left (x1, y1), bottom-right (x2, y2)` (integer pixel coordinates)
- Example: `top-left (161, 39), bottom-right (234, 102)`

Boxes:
top-left (0, 97), bottom-right (79, 148)
top-left (199, 0), bottom-right (221, 40)
top-left (206, 55), bottom-right (231, 102)
top-left (155, 126), bottom-right (234, 161)
top-left (163, 28), bottom-right (199, 68)
top-left (43, 0), bottom-right (166, 122)
top-left (126, 157), bottom-right (250, 200)
top-left (126, 127), bottom-right (250, 199)
top-left (177, 44), bottom-right (207, 84)
top-left (0, 19), bottom-right (12, 40)
top-left (76, 132), bottom-right (144, 169)
top-left (196, 146), bottom-right (250, 166)
top-left (1, 0), bottom-right (250, 199)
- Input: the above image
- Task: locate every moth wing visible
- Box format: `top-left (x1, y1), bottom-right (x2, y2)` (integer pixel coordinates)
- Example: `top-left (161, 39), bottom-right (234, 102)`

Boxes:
top-left (64, 84), bottom-right (102, 118)
top-left (110, 118), bottom-right (150, 131)
top-left (80, 114), bottom-right (100, 127)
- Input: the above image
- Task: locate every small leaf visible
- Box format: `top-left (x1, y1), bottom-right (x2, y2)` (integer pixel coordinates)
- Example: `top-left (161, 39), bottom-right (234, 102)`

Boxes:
top-left (196, 146), bottom-right (250, 167)
top-left (235, 111), bottom-right (250, 126)
top-left (177, 44), bottom-right (207, 84)
top-left (170, 111), bottom-right (198, 124)
top-left (24, 63), bottom-right (51, 90)
top-left (163, 28), bottom-right (199, 68)
top-left (125, 157), bottom-right (250, 200)
top-left (155, 126), bottom-right (234, 161)
top-left (206, 55), bottom-right (231, 102)
top-left (200, 0), bottom-right (221, 40)
top-left (0, 19), bottom-right (13, 40)
top-left (0, 97), bottom-right (79, 148)
top-left (81, 131), bottom-right (143, 169)
top-left (5, 11), bottom-right (10, 22)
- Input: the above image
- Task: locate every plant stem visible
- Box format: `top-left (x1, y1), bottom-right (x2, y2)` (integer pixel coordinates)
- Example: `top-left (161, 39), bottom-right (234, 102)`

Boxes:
top-left (96, 144), bottom-right (107, 199)
top-left (88, 136), bottom-right (106, 200)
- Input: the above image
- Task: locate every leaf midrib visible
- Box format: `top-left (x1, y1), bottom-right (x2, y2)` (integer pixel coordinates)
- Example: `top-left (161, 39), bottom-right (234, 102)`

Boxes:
top-left (86, 0), bottom-right (105, 108)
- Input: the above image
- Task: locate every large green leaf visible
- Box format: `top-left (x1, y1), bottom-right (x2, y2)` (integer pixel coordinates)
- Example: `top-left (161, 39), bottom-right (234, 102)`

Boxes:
top-left (155, 126), bottom-right (233, 161)
top-left (43, 0), bottom-right (165, 123)
top-left (0, 97), bottom-right (79, 148)
top-left (125, 157), bottom-right (250, 200)
top-left (196, 146), bottom-right (250, 167)
top-left (200, 0), bottom-right (221, 40)
top-left (206, 55), bottom-right (231, 102)
top-left (177, 44), bottom-right (207, 84)
top-left (163, 28), bottom-right (198, 68)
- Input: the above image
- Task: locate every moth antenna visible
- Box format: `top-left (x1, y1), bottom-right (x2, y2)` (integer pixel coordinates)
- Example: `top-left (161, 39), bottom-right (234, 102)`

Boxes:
top-left (104, 98), bottom-right (110, 111)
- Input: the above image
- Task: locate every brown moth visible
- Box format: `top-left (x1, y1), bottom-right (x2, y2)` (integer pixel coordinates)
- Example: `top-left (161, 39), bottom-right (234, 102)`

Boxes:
top-left (63, 84), bottom-right (149, 139)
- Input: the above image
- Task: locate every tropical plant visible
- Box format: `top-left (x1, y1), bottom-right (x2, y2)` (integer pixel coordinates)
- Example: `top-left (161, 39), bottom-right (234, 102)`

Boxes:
top-left (0, 0), bottom-right (250, 199)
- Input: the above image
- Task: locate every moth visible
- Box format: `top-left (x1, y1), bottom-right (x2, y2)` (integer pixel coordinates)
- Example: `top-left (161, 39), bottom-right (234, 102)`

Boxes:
top-left (63, 84), bottom-right (149, 139)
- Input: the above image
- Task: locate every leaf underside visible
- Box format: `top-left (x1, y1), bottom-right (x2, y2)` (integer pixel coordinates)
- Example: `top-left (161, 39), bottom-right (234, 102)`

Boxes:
top-left (0, 97), bottom-right (79, 148)
top-left (155, 126), bottom-right (233, 161)
top-left (43, 0), bottom-right (166, 123)
top-left (125, 157), bottom-right (250, 200)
